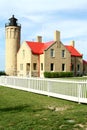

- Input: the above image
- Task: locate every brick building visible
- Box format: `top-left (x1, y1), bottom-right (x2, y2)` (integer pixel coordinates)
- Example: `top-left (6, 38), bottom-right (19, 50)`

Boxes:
top-left (17, 31), bottom-right (84, 77)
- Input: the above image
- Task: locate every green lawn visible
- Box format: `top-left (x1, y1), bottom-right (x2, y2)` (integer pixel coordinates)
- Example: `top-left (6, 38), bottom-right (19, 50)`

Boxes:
top-left (0, 86), bottom-right (87, 130)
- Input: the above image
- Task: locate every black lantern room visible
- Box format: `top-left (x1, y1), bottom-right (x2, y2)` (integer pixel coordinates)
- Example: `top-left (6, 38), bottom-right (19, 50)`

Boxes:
top-left (5, 15), bottom-right (21, 27)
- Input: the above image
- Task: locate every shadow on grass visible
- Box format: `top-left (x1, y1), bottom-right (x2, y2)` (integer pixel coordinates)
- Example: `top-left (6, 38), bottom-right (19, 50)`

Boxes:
top-left (0, 105), bottom-right (47, 113)
top-left (0, 105), bottom-right (30, 112)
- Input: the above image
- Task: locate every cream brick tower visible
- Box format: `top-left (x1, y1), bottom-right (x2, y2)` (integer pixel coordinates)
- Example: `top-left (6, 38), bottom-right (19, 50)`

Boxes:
top-left (5, 15), bottom-right (21, 75)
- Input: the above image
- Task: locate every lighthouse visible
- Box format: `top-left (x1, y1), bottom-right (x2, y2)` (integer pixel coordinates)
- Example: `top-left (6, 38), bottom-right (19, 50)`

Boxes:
top-left (5, 15), bottom-right (21, 75)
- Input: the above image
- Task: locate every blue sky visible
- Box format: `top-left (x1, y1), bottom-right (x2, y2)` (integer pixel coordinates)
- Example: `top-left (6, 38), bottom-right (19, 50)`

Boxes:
top-left (0, 0), bottom-right (87, 70)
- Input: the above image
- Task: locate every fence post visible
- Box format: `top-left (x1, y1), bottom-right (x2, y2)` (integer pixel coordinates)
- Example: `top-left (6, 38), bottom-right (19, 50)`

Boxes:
top-left (13, 77), bottom-right (15, 86)
top-left (47, 81), bottom-right (50, 97)
top-left (4, 76), bottom-right (7, 85)
top-left (78, 84), bottom-right (81, 104)
top-left (27, 78), bottom-right (30, 89)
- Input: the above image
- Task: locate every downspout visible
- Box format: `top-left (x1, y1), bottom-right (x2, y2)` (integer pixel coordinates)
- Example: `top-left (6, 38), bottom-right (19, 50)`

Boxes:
top-left (75, 56), bottom-right (76, 76)
top-left (38, 55), bottom-right (40, 77)
top-left (70, 63), bottom-right (72, 71)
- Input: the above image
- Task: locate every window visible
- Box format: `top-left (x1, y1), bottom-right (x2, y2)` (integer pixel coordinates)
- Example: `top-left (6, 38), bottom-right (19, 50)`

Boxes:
top-left (77, 64), bottom-right (80, 71)
top-left (33, 63), bottom-right (37, 70)
top-left (26, 63), bottom-right (30, 71)
top-left (41, 63), bottom-right (43, 71)
top-left (50, 49), bottom-right (55, 57)
top-left (62, 50), bottom-right (65, 58)
top-left (26, 63), bottom-right (30, 76)
top-left (22, 50), bottom-right (25, 58)
top-left (20, 64), bottom-right (23, 70)
top-left (50, 63), bottom-right (54, 71)
top-left (71, 64), bottom-right (74, 71)
top-left (62, 63), bottom-right (65, 71)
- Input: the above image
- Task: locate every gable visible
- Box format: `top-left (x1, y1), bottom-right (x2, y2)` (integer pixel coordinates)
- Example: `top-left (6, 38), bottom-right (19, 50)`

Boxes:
top-left (17, 41), bottom-right (31, 59)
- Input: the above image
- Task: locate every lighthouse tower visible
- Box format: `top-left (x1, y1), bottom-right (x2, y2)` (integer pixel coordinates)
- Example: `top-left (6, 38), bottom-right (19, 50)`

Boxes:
top-left (5, 15), bottom-right (21, 75)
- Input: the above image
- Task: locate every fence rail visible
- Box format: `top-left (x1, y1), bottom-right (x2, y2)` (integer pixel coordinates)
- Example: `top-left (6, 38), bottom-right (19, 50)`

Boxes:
top-left (0, 76), bottom-right (87, 104)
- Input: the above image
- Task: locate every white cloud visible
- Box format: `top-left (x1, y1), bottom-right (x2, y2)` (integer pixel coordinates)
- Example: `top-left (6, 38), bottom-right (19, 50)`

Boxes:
top-left (0, 0), bottom-right (87, 17)
top-left (30, 19), bottom-right (87, 40)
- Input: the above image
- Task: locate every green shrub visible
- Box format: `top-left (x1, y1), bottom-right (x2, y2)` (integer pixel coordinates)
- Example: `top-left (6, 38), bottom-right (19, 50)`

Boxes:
top-left (0, 71), bottom-right (6, 76)
top-left (44, 72), bottom-right (73, 78)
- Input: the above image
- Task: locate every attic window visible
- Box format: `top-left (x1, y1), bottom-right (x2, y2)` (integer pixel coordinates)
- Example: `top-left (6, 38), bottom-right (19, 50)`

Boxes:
top-left (50, 49), bottom-right (55, 57)
top-left (22, 50), bottom-right (25, 58)
top-left (62, 50), bottom-right (66, 58)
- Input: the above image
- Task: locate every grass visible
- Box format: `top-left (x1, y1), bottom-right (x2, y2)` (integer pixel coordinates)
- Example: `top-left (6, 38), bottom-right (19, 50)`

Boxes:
top-left (56, 76), bottom-right (87, 80)
top-left (0, 86), bottom-right (87, 130)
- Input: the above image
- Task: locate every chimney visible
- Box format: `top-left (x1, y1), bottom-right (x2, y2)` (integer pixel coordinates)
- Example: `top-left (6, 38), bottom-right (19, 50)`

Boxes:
top-left (36, 36), bottom-right (42, 42)
top-left (54, 30), bottom-right (60, 41)
top-left (70, 40), bottom-right (75, 47)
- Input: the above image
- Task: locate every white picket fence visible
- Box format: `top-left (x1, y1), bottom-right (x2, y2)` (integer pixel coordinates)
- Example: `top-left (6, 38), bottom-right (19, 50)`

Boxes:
top-left (0, 76), bottom-right (87, 104)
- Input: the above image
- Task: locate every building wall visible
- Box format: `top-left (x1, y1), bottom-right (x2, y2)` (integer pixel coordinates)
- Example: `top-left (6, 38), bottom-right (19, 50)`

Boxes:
top-left (71, 56), bottom-right (83, 76)
top-left (17, 42), bottom-right (39, 77)
top-left (44, 41), bottom-right (71, 72)
top-left (83, 63), bottom-right (87, 75)
top-left (17, 42), bottom-right (31, 76)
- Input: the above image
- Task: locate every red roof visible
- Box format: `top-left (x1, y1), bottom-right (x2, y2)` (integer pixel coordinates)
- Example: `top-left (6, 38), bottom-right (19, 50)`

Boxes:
top-left (26, 41), bottom-right (54, 54)
top-left (65, 45), bottom-right (82, 57)
top-left (83, 60), bottom-right (87, 64)
top-left (26, 41), bottom-right (82, 57)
